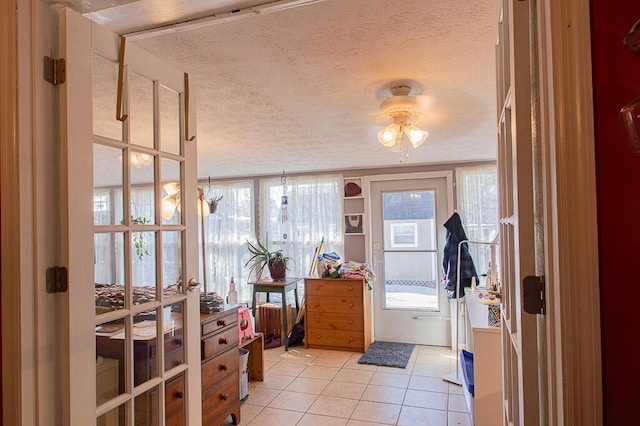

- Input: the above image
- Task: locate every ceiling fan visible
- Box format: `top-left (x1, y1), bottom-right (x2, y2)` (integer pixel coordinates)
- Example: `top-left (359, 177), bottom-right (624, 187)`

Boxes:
top-left (377, 85), bottom-right (430, 157)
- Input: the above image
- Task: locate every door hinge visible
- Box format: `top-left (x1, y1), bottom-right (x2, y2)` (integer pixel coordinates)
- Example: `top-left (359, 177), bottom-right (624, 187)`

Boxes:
top-left (523, 275), bottom-right (545, 315)
top-left (46, 266), bottom-right (68, 293)
top-left (43, 56), bottom-right (65, 86)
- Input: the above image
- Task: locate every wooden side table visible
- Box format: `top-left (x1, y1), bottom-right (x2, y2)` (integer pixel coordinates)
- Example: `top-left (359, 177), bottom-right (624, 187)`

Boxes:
top-left (248, 277), bottom-right (301, 350)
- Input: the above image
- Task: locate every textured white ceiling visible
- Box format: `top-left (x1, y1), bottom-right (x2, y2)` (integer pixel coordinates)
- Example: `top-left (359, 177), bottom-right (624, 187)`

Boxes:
top-left (78, 0), bottom-right (499, 179)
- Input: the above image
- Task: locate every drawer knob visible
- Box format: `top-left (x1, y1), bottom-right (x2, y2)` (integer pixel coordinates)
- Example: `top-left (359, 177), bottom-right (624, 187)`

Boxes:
top-left (316, 334), bottom-right (320, 339)
top-left (219, 363), bottom-right (228, 371)
top-left (348, 336), bottom-right (354, 342)
top-left (348, 319), bottom-right (353, 324)
top-left (219, 337), bottom-right (228, 345)
top-left (217, 319), bottom-right (226, 326)
top-left (315, 303), bottom-right (320, 308)
top-left (220, 393), bottom-right (228, 401)
top-left (316, 286), bottom-right (320, 291)
top-left (348, 303), bottom-right (353, 308)
top-left (315, 318), bottom-right (320, 323)
top-left (175, 390), bottom-right (183, 399)
top-left (348, 286), bottom-right (353, 291)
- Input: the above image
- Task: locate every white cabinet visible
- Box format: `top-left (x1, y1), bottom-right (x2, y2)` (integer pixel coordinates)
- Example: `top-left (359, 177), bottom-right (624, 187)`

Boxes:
top-left (463, 290), bottom-right (502, 426)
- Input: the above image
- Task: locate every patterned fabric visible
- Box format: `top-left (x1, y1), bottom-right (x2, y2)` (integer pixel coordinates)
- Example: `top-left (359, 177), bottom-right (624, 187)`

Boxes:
top-left (442, 212), bottom-right (479, 299)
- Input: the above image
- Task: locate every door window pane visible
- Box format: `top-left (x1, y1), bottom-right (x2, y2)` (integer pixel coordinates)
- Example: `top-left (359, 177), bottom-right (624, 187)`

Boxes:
top-left (163, 231), bottom-right (183, 297)
top-left (94, 144), bottom-right (123, 225)
top-left (95, 232), bottom-right (126, 313)
top-left (133, 309), bottom-right (159, 387)
top-left (97, 404), bottom-right (125, 426)
top-left (383, 251), bottom-right (438, 309)
top-left (132, 231), bottom-right (157, 303)
top-left (135, 385), bottom-right (160, 425)
top-left (92, 54), bottom-right (122, 141)
top-left (161, 159), bottom-right (181, 225)
top-left (130, 154), bottom-right (156, 225)
top-left (164, 303), bottom-right (184, 372)
top-left (382, 190), bottom-right (438, 310)
top-left (160, 85), bottom-right (181, 155)
top-left (96, 319), bottom-right (128, 401)
top-left (128, 71), bottom-right (154, 148)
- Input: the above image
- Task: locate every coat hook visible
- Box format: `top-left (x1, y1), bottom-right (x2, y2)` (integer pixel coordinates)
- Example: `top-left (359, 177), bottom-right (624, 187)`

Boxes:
top-left (184, 73), bottom-right (196, 141)
top-left (116, 36), bottom-right (128, 122)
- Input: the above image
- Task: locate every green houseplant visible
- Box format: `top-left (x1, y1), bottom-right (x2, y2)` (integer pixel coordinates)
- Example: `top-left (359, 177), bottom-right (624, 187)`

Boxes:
top-left (245, 239), bottom-right (292, 280)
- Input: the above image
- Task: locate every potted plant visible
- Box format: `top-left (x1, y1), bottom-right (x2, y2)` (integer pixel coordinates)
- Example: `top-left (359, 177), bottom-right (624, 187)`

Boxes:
top-left (245, 239), bottom-right (292, 280)
top-left (208, 195), bottom-right (223, 214)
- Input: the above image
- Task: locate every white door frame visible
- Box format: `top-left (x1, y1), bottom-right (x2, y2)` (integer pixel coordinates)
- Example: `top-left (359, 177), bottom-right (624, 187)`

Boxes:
top-left (537, 0), bottom-right (602, 423)
top-left (3, 0), bottom-right (603, 424)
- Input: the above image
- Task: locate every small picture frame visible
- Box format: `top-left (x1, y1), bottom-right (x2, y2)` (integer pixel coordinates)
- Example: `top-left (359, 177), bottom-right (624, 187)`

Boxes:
top-left (344, 214), bottom-right (363, 234)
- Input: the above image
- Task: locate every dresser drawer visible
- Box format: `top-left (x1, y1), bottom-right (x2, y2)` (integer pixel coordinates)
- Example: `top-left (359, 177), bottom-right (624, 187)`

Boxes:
top-left (165, 374), bottom-right (185, 420)
top-left (306, 328), bottom-right (364, 349)
top-left (306, 311), bottom-right (363, 331)
top-left (202, 347), bottom-right (239, 392)
top-left (201, 311), bottom-right (237, 337)
top-left (306, 296), bottom-right (364, 314)
top-left (202, 326), bottom-right (239, 360)
top-left (306, 280), bottom-right (362, 297)
top-left (202, 372), bottom-right (239, 425)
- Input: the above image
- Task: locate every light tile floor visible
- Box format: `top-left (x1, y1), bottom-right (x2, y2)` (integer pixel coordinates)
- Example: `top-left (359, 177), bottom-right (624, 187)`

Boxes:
top-left (224, 344), bottom-right (472, 426)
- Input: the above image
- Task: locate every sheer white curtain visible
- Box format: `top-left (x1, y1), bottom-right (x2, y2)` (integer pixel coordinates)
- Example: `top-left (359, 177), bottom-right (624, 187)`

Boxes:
top-left (456, 164), bottom-right (499, 281)
top-left (258, 174), bottom-right (344, 281)
top-left (201, 180), bottom-right (254, 303)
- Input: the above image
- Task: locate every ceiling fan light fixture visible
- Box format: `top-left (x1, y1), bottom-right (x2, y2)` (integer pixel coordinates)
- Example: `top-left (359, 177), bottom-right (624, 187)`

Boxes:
top-left (376, 85), bottom-right (430, 157)
top-left (377, 123), bottom-right (400, 146)
top-left (405, 123), bottom-right (429, 147)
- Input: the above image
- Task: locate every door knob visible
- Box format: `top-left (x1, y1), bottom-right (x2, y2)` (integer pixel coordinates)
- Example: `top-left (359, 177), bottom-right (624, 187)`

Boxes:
top-left (188, 278), bottom-right (201, 292)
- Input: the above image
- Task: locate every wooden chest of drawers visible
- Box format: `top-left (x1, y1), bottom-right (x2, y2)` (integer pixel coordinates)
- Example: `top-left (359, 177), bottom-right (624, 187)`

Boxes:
top-left (201, 307), bottom-right (240, 426)
top-left (304, 278), bottom-right (371, 352)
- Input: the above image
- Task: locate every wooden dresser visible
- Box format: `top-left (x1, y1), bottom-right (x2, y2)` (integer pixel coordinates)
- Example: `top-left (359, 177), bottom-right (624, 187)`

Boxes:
top-left (201, 307), bottom-right (240, 426)
top-left (304, 278), bottom-right (372, 352)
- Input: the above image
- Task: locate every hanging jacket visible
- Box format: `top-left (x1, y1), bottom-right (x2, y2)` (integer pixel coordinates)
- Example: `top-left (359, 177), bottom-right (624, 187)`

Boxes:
top-left (442, 212), bottom-right (479, 299)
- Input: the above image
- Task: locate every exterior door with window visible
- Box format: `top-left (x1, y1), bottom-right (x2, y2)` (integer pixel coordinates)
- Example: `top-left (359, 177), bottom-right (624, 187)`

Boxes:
top-left (59, 8), bottom-right (201, 424)
top-left (369, 174), bottom-right (452, 345)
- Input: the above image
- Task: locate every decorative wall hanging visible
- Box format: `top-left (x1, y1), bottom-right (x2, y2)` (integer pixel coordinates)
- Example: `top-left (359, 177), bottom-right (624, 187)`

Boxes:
top-left (281, 170), bottom-right (288, 224)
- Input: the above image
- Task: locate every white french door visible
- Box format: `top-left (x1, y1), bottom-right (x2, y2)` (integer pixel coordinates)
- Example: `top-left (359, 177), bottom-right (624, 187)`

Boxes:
top-left (369, 173), bottom-right (453, 346)
top-left (59, 8), bottom-right (201, 425)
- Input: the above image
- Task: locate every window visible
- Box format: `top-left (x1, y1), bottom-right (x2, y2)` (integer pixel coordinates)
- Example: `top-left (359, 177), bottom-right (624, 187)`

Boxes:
top-left (456, 164), bottom-right (499, 281)
top-left (259, 174), bottom-right (343, 280)
top-left (201, 180), bottom-right (254, 303)
top-left (390, 223), bottom-right (418, 247)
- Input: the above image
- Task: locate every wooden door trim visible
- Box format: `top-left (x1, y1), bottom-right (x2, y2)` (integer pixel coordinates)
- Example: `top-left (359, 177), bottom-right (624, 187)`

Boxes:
top-left (1, 0), bottom-right (23, 423)
top-left (537, 0), bottom-right (602, 424)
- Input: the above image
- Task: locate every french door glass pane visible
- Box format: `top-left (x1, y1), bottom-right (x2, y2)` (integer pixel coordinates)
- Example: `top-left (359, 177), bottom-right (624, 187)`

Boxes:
top-left (93, 144), bottom-right (123, 226)
top-left (383, 251), bottom-right (438, 309)
top-left (134, 385), bottom-right (160, 425)
top-left (133, 309), bottom-right (159, 386)
top-left (164, 303), bottom-right (184, 372)
top-left (128, 71), bottom-right (155, 149)
top-left (97, 404), bottom-right (125, 426)
top-left (163, 231), bottom-right (183, 298)
top-left (132, 231), bottom-right (157, 302)
top-left (159, 85), bottom-right (181, 155)
top-left (92, 54), bottom-right (122, 141)
top-left (130, 154), bottom-right (156, 224)
top-left (95, 232), bottom-right (126, 313)
top-left (161, 158), bottom-right (181, 225)
top-left (95, 319), bottom-right (128, 401)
